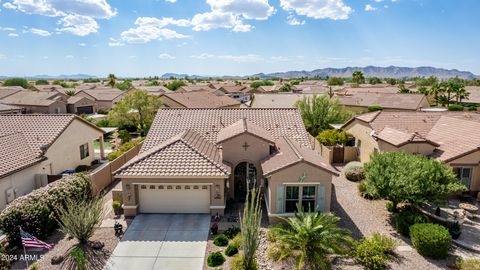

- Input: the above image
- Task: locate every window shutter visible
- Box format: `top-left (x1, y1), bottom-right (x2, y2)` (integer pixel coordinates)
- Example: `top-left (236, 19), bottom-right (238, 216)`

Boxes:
top-left (316, 185), bottom-right (325, 212)
top-left (276, 185), bottom-right (284, 213)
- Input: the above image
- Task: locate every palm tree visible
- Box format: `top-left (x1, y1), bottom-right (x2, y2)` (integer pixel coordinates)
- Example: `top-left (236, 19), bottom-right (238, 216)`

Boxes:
top-left (352, 71), bottom-right (365, 84)
top-left (428, 82), bottom-right (446, 105)
top-left (268, 206), bottom-right (352, 270)
top-left (107, 74), bottom-right (116, 88)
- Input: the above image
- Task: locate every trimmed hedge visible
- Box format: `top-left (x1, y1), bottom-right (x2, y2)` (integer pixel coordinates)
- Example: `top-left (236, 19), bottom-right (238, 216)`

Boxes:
top-left (395, 208), bottom-right (428, 237)
top-left (410, 223), bottom-right (451, 259)
top-left (213, 234), bottom-right (229, 247)
top-left (344, 162), bottom-right (365, 182)
top-left (368, 106), bottom-right (384, 112)
top-left (0, 174), bottom-right (92, 247)
top-left (207, 252), bottom-right (225, 267)
top-left (448, 104), bottom-right (464, 111)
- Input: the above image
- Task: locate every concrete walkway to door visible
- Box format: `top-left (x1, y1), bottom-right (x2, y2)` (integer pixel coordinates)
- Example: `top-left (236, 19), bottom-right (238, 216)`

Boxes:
top-left (104, 214), bottom-right (210, 270)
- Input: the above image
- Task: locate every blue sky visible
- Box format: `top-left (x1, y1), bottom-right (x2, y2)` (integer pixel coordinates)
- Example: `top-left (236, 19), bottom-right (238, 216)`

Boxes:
top-left (0, 0), bottom-right (479, 77)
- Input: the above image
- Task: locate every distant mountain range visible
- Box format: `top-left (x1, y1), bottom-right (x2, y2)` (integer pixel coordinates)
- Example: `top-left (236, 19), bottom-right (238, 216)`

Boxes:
top-left (1, 66), bottom-right (478, 80)
top-left (251, 66), bottom-right (480, 80)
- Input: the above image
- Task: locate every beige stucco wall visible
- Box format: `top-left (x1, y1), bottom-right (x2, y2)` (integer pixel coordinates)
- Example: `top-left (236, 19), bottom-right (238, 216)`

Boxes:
top-left (378, 141), bottom-right (436, 156)
top-left (343, 120), bottom-right (379, 163)
top-left (448, 150), bottom-right (480, 191)
top-left (44, 119), bottom-right (103, 174)
top-left (0, 163), bottom-right (47, 210)
top-left (69, 98), bottom-right (96, 114)
top-left (266, 162), bottom-right (333, 218)
top-left (120, 177), bottom-right (227, 216)
top-left (220, 133), bottom-right (272, 199)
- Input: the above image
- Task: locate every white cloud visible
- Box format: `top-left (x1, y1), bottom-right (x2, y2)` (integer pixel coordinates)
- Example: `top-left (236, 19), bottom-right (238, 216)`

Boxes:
top-left (1, 27), bottom-right (16, 31)
top-left (119, 17), bottom-right (190, 43)
top-left (373, 0), bottom-right (383, 2)
top-left (57, 14), bottom-right (99, 36)
top-left (206, 0), bottom-right (275, 20)
top-left (287, 14), bottom-right (305, 25)
top-left (165, 0), bottom-right (176, 2)
top-left (191, 53), bottom-right (262, 62)
top-left (108, 37), bottom-right (124, 47)
top-left (8, 32), bottom-right (18, 37)
top-left (0, 54), bottom-right (6, 60)
top-left (365, 4), bottom-right (376, 11)
top-left (65, 55), bottom-right (74, 59)
top-left (3, 0), bottom-right (116, 36)
top-left (191, 10), bottom-right (252, 32)
top-left (79, 42), bottom-right (86, 46)
top-left (30, 27), bottom-right (51, 36)
top-left (280, 0), bottom-right (353, 20)
top-left (158, 53), bottom-right (175, 59)
top-left (3, 0), bottom-right (116, 18)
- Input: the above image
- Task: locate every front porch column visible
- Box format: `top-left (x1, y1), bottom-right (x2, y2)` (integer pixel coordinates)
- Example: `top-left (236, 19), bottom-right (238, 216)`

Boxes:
top-left (99, 135), bottom-right (106, 160)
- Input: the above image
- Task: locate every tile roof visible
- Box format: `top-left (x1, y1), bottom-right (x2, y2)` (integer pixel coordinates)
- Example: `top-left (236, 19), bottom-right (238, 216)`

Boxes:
top-left (465, 86), bottom-right (480, 104)
top-left (78, 88), bottom-right (125, 101)
top-left (336, 92), bottom-right (427, 110)
top-left (162, 91), bottom-right (240, 108)
top-left (375, 127), bottom-right (436, 147)
top-left (261, 137), bottom-right (337, 176)
top-left (115, 130), bottom-right (230, 177)
top-left (0, 114), bottom-right (103, 155)
top-left (142, 108), bottom-right (312, 153)
top-left (0, 103), bottom-right (22, 112)
top-left (219, 85), bottom-right (251, 93)
top-left (217, 118), bottom-right (275, 144)
top-left (0, 91), bottom-right (64, 106)
top-left (0, 133), bottom-right (46, 179)
top-left (250, 94), bottom-right (317, 108)
top-left (177, 85), bottom-right (212, 92)
top-left (0, 87), bottom-right (24, 99)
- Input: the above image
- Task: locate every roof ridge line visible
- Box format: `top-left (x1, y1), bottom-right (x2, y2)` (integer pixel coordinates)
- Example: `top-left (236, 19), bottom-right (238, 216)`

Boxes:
top-left (179, 133), bottom-right (229, 174)
top-left (284, 137), bottom-right (303, 161)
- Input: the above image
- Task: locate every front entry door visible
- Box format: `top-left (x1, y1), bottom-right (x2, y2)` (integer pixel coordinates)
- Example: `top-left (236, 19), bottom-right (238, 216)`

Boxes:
top-left (234, 162), bottom-right (257, 201)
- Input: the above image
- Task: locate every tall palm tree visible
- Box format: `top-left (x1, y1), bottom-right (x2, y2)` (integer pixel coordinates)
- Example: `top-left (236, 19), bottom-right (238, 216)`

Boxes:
top-left (268, 206), bottom-right (352, 270)
top-left (107, 74), bottom-right (116, 88)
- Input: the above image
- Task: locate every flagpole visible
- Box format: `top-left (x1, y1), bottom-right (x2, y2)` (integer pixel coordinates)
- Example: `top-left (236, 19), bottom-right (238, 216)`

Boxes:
top-left (19, 227), bottom-right (29, 269)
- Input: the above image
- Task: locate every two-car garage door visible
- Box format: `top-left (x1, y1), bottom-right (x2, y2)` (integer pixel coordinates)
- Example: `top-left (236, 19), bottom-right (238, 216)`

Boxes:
top-left (138, 184), bottom-right (210, 213)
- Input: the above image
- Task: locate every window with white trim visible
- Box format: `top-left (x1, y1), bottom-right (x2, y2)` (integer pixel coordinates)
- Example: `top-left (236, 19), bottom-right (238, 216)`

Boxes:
top-left (285, 185), bottom-right (317, 213)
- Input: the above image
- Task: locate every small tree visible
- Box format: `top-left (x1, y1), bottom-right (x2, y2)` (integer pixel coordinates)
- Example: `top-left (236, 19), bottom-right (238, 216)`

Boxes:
top-left (35, 79), bottom-right (49, 85)
top-left (316, 129), bottom-right (350, 146)
top-left (3, 78), bottom-right (30, 89)
top-left (239, 180), bottom-right (262, 270)
top-left (367, 77), bottom-right (382, 85)
top-left (327, 77), bottom-right (344, 86)
top-left (352, 71), bottom-right (365, 84)
top-left (295, 95), bottom-right (352, 136)
top-left (364, 151), bottom-right (466, 211)
top-left (164, 80), bottom-right (186, 91)
top-left (107, 74), bottom-right (116, 88)
top-left (250, 80), bottom-right (274, 89)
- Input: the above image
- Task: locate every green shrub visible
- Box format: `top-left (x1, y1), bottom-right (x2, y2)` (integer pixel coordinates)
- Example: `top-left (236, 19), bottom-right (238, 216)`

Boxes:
top-left (0, 246), bottom-right (11, 269)
top-left (225, 243), bottom-right (239, 256)
top-left (70, 246), bottom-right (87, 270)
top-left (395, 208), bottom-right (428, 237)
top-left (0, 174), bottom-right (92, 247)
top-left (213, 234), bottom-right (229, 246)
top-left (316, 129), bottom-right (351, 146)
top-left (344, 161), bottom-right (365, 181)
top-left (410, 223), bottom-right (451, 259)
top-left (223, 226), bottom-right (241, 239)
top-left (3, 78), bottom-right (30, 88)
top-left (352, 233), bottom-right (397, 270)
top-left (231, 252), bottom-right (257, 270)
top-left (35, 79), bottom-right (49, 85)
top-left (112, 200), bottom-right (121, 210)
top-left (448, 104), bottom-right (464, 111)
top-left (108, 141), bottom-right (139, 161)
top-left (207, 252), bottom-right (225, 267)
top-left (118, 129), bottom-right (131, 143)
top-left (231, 234), bottom-right (241, 248)
top-left (457, 258), bottom-right (480, 270)
top-left (75, 165), bottom-right (90, 173)
top-left (386, 201), bottom-right (395, 213)
top-left (358, 181), bottom-right (377, 199)
top-left (164, 80), bottom-right (186, 91)
top-left (467, 105), bottom-right (478, 111)
top-left (368, 106), bottom-right (384, 112)
top-left (28, 262), bottom-right (39, 270)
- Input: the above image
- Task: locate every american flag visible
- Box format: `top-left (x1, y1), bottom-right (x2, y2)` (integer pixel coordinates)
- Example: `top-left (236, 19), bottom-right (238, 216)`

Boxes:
top-left (20, 229), bottom-right (53, 249)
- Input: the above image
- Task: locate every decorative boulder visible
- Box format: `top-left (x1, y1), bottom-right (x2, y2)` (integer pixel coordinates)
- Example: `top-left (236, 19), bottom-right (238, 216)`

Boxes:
top-left (344, 162), bottom-right (365, 182)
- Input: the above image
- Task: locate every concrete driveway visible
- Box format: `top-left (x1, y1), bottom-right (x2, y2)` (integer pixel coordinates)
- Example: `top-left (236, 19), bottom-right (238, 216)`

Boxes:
top-left (104, 214), bottom-right (210, 270)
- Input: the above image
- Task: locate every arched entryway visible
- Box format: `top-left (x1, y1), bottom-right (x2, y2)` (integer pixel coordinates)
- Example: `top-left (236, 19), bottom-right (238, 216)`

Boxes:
top-left (234, 162), bottom-right (257, 201)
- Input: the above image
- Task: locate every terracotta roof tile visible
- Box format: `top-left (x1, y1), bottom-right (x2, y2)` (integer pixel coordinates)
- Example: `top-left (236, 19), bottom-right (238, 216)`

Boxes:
top-left (0, 133), bottom-right (46, 178)
top-left (115, 130), bottom-right (230, 177)
top-left (336, 92), bottom-right (427, 110)
top-left (162, 91), bottom-right (240, 108)
top-left (261, 137), bottom-right (337, 176)
top-left (217, 118), bottom-right (275, 144)
top-left (142, 108), bottom-right (312, 153)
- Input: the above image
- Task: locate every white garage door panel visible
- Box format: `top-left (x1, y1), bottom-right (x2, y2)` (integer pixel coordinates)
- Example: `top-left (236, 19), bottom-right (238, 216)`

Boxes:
top-left (139, 185), bottom-right (210, 213)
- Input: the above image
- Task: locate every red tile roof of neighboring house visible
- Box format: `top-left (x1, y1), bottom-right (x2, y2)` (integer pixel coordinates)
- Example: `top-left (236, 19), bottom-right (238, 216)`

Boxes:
top-left (261, 137), bottom-right (338, 176)
top-left (78, 88), bottom-right (125, 101)
top-left (0, 132), bottom-right (47, 179)
top-left (336, 92), bottom-right (427, 110)
top-left (162, 91), bottom-right (240, 108)
top-left (0, 87), bottom-right (24, 99)
top-left (115, 130), bottom-right (230, 177)
top-left (216, 118), bottom-right (275, 144)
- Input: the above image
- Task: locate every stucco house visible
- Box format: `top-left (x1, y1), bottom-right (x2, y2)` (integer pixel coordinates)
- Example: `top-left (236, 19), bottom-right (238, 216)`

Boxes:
top-left (67, 96), bottom-right (96, 114)
top-left (342, 111), bottom-right (480, 191)
top-left (0, 91), bottom-right (68, 114)
top-left (0, 103), bottom-right (22, 114)
top-left (0, 114), bottom-right (105, 210)
top-left (76, 88), bottom-right (128, 111)
top-left (114, 108), bottom-right (337, 222)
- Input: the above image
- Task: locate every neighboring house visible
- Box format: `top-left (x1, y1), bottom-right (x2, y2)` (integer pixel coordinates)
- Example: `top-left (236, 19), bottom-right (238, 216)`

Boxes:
top-left (0, 103), bottom-right (23, 114)
top-left (135, 86), bottom-right (172, 96)
top-left (0, 86), bottom-right (24, 99)
top-left (76, 87), bottom-right (128, 111)
top-left (250, 93), bottom-right (316, 108)
top-left (465, 86), bottom-right (480, 105)
top-left (160, 91), bottom-right (240, 108)
top-left (217, 85), bottom-right (253, 103)
top-left (336, 92), bottom-right (430, 112)
top-left (342, 111), bottom-right (480, 191)
top-left (0, 91), bottom-right (68, 114)
top-left (176, 85), bottom-right (211, 93)
top-left (67, 96), bottom-right (96, 114)
top-left (256, 85), bottom-right (282, 93)
top-left (114, 108), bottom-right (337, 222)
top-left (0, 114), bottom-right (105, 210)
